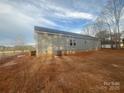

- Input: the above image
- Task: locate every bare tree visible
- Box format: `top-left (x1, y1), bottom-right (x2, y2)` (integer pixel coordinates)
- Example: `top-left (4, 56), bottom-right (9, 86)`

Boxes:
top-left (93, 17), bottom-right (107, 48)
top-left (93, 0), bottom-right (124, 49)
top-left (81, 0), bottom-right (124, 49)
top-left (108, 0), bottom-right (124, 48)
top-left (14, 35), bottom-right (26, 52)
top-left (100, 9), bottom-right (115, 48)
top-left (83, 26), bottom-right (91, 36)
top-left (82, 24), bottom-right (99, 37)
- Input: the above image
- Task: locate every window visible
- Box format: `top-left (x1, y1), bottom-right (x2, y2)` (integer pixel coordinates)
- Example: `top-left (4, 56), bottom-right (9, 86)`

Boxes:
top-left (70, 39), bottom-right (72, 46)
top-left (73, 40), bottom-right (76, 46)
top-left (70, 39), bottom-right (76, 46)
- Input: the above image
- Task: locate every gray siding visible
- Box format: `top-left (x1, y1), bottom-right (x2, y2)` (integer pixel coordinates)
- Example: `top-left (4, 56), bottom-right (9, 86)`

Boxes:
top-left (36, 31), bottom-right (100, 55)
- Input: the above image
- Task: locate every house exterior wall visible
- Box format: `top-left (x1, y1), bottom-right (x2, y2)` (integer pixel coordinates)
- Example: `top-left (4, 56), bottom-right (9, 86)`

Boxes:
top-left (36, 31), bottom-right (101, 56)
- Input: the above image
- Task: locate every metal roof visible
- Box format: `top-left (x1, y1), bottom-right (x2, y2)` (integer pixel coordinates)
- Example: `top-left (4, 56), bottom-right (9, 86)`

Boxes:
top-left (34, 26), bottom-right (97, 39)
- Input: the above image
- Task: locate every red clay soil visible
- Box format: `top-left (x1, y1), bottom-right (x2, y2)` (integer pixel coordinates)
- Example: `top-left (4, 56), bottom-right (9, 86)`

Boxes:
top-left (0, 49), bottom-right (124, 93)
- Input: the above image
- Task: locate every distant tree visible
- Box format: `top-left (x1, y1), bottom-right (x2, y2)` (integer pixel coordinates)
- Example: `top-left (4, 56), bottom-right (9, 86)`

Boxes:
top-left (82, 24), bottom-right (97, 36)
top-left (107, 0), bottom-right (124, 48)
top-left (95, 30), bottom-right (109, 48)
top-left (92, 0), bottom-right (124, 49)
top-left (122, 38), bottom-right (124, 46)
top-left (99, 9), bottom-right (114, 48)
top-left (14, 35), bottom-right (26, 52)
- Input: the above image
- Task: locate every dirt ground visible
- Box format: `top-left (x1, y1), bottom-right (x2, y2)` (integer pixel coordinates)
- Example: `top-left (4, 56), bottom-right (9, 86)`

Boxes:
top-left (0, 49), bottom-right (124, 93)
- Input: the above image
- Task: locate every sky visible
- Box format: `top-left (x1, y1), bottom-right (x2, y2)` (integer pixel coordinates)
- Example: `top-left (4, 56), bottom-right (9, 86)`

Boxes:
top-left (0, 0), bottom-right (107, 46)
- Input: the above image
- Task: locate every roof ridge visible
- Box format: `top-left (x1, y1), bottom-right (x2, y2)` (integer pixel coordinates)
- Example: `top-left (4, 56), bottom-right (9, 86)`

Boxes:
top-left (34, 26), bottom-right (96, 39)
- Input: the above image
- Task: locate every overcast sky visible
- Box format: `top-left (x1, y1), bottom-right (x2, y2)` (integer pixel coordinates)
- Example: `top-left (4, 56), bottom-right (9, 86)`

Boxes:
top-left (0, 0), bottom-right (107, 46)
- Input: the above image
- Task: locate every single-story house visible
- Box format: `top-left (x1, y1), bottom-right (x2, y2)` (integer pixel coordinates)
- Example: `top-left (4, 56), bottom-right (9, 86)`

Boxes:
top-left (34, 26), bottom-right (101, 56)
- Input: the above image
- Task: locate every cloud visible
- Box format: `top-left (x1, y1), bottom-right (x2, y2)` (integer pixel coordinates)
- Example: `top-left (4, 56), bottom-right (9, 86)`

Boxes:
top-left (0, 2), bottom-right (58, 30)
top-left (0, 1), bottom-right (59, 27)
top-left (36, 18), bottom-right (59, 27)
top-left (8, 0), bottom-right (97, 20)
top-left (69, 28), bottom-right (82, 34)
top-left (0, 0), bottom-right (107, 45)
top-left (0, 2), bottom-right (61, 45)
top-left (55, 10), bottom-right (96, 20)
top-left (40, 3), bottom-right (96, 20)
top-left (0, 2), bottom-right (13, 14)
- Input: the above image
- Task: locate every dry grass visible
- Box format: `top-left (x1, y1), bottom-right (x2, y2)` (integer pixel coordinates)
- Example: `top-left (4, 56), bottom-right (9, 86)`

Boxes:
top-left (0, 49), bottom-right (124, 93)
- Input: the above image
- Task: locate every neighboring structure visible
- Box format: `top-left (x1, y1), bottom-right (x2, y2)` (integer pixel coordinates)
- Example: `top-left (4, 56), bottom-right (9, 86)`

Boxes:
top-left (120, 32), bottom-right (124, 48)
top-left (34, 26), bottom-right (101, 56)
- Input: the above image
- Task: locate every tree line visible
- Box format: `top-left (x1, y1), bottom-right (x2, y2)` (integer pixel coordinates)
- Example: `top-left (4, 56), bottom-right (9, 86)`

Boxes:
top-left (83, 0), bottom-right (124, 49)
